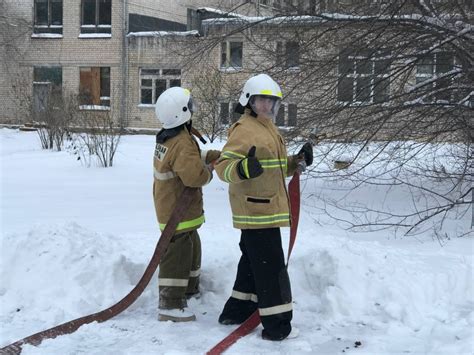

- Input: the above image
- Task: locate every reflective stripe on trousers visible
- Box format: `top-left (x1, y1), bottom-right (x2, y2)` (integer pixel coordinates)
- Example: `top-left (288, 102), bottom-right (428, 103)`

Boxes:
top-left (158, 230), bottom-right (201, 309)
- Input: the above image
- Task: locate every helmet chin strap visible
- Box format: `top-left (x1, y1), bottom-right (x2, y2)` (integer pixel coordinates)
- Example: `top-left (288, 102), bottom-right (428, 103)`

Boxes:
top-left (185, 119), bottom-right (192, 131)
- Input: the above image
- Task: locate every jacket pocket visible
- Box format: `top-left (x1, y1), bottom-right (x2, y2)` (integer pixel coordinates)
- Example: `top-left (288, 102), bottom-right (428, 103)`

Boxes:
top-left (244, 194), bottom-right (275, 215)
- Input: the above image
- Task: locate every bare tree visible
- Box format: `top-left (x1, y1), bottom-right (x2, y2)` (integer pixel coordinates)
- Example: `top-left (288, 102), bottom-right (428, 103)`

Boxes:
top-left (0, 1), bottom-right (31, 65)
top-left (1, 1), bottom-right (32, 124)
top-left (65, 85), bottom-right (124, 168)
top-left (191, 63), bottom-right (241, 142)
top-left (183, 0), bottom-right (473, 237)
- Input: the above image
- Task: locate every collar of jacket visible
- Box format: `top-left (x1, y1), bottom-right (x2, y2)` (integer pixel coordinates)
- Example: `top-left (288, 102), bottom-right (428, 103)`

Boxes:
top-left (243, 108), bottom-right (276, 130)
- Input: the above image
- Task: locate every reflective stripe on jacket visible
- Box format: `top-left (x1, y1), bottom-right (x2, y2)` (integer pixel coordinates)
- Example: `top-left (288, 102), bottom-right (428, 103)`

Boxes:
top-left (215, 110), bottom-right (298, 229)
top-left (153, 128), bottom-right (218, 234)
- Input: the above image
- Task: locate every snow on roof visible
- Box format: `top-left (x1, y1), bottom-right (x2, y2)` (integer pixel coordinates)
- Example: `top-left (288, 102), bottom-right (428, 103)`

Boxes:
top-left (197, 7), bottom-right (265, 22)
top-left (127, 30), bottom-right (199, 38)
top-left (202, 15), bottom-right (326, 27)
top-left (199, 8), bottom-right (471, 31)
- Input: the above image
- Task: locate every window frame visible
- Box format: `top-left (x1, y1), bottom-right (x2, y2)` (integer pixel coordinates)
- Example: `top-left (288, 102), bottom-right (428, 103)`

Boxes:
top-left (276, 41), bottom-right (300, 70)
top-left (273, 103), bottom-right (298, 127)
top-left (337, 49), bottom-right (391, 105)
top-left (219, 101), bottom-right (240, 124)
top-left (287, 103), bottom-right (298, 127)
top-left (220, 41), bottom-right (243, 70)
top-left (33, 0), bottom-right (63, 35)
top-left (32, 66), bottom-right (63, 113)
top-left (79, 66), bottom-right (111, 110)
top-left (80, 0), bottom-right (112, 35)
top-left (139, 68), bottom-right (182, 106)
top-left (415, 52), bottom-right (455, 103)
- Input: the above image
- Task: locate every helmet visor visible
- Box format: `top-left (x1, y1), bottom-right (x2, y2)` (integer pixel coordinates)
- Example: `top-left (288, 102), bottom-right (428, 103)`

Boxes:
top-left (249, 95), bottom-right (281, 121)
top-left (187, 97), bottom-right (196, 114)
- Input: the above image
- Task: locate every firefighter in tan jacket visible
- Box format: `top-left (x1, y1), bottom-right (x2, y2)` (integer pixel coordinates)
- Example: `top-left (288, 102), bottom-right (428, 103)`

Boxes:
top-left (153, 87), bottom-right (220, 322)
top-left (215, 74), bottom-right (313, 340)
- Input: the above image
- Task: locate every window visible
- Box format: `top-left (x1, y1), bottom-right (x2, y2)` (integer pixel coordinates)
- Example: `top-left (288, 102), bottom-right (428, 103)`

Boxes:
top-left (33, 67), bottom-right (62, 90)
top-left (33, 67), bottom-right (62, 113)
top-left (79, 67), bottom-right (110, 108)
top-left (34, 0), bottom-right (63, 34)
top-left (219, 101), bottom-right (240, 124)
top-left (219, 102), bottom-right (229, 124)
top-left (221, 41), bottom-right (243, 69)
top-left (276, 104), bottom-right (285, 126)
top-left (416, 52), bottom-right (454, 102)
top-left (288, 104), bottom-right (297, 126)
top-left (274, 104), bottom-right (297, 127)
top-left (337, 49), bottom-right (390, 104)
top-left (276, 41), bottom-right (300, 69)
top-left (81, 0), bottom-right (112, 34)
top-left (139, 69), bottom-right (182, 105)
top-left (187, 8), bottom-right (200, 31)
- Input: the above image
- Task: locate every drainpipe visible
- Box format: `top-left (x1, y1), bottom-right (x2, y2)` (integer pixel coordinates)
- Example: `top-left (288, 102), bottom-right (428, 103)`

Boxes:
top-left (120, 0), bottom-right (129, 128)
top-left (471, 187), bottom-right (473, 229)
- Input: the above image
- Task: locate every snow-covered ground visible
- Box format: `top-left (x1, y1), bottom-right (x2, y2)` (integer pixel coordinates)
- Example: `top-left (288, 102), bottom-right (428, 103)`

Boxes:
top-left (1, 128), bottom-right (472, 354)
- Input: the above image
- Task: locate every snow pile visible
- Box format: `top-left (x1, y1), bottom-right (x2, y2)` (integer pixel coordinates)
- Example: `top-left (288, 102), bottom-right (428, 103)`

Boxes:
top-left (0, 223), bottom-right (153, 340)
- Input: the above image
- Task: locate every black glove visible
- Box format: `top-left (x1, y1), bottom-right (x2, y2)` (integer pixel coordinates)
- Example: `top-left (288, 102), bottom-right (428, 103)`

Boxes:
top-left (297, 142), bottom-right (313, 166)
top-left (237, 146), bottom-right (264, 179)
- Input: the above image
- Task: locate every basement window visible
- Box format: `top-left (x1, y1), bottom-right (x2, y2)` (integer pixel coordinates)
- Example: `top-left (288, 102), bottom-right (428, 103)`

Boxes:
top-left (81, 0), bottom-right (112, 35)
top-left (34, 0), bottom-right (63, 35)
top-left (79, 67), bottom-right (110, 109)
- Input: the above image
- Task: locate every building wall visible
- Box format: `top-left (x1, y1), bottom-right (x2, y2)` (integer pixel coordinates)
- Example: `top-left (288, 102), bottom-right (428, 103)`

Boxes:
top-left (128, 0), bottom-right (270, 25)
top-left (1, 0), bottom-right (125, 124)
top-left (126, 35), bottom-right (196, 129)
top-left (0, 0), bottom-right (271, 126)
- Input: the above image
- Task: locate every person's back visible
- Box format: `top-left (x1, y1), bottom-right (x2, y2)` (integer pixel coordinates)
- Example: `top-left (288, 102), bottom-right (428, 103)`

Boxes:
top-left (153, 87), bottom-right (220, 322)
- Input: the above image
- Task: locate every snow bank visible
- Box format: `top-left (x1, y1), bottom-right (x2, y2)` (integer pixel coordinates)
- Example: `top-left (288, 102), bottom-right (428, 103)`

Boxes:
top-left (1, 129), bottom-right (472, 354)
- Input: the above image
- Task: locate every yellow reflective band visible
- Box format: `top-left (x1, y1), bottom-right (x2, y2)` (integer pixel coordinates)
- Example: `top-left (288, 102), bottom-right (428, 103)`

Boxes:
top-left (260, 159), bottom-right (287, 169)
top-left (233, 213), bottom-right (290, 225)
top-left (183, 89), bottom-right (190, 95)
top-left (159, 215), bottom-right (205, 231)
top-left (243, 159), bottom-right (250, 179)
top-left (260, 159), bottom-right (286, 163)
top-left (224, 160), bottom-right (238, 183)
top-left (259, 89), bottom-right (283, 98)
top-left (222, 150), bottom-right (245, 159)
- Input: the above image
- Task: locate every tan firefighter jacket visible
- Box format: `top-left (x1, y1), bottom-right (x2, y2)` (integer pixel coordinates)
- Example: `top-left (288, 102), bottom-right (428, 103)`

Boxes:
top-left (153, 128), bottom-right (220, 234)
top-left (215, 110), bottom-right (298, 229)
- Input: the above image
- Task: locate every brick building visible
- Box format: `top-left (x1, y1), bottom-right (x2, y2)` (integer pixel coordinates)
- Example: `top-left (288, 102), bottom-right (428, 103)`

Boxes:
top-left (1, 0), bottom-right (471, 140)
top-left (0, 0), bottom-right (277, 128)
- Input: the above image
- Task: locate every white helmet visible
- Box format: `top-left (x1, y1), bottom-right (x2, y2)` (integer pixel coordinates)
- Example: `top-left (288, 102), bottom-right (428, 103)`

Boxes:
top-left (238, 74), bottom-right (282, 106)
top-left (238, 74), bottom-right (282, 120)
top-left (155, 87), bottom-right (195, 129)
